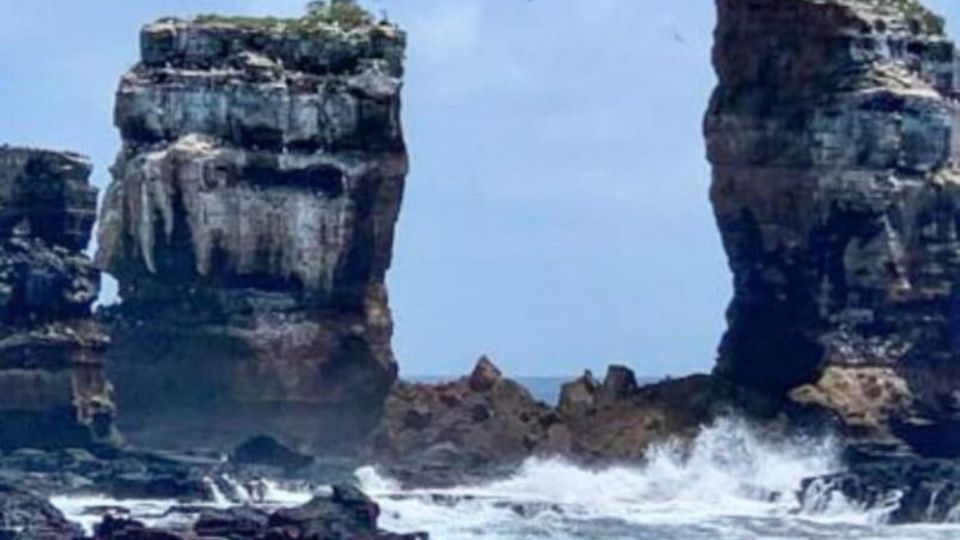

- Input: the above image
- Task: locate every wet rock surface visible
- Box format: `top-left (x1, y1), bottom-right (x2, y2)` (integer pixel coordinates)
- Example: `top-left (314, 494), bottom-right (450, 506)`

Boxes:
top-left (802, 457), bottom-right (960, 524)
top-left (95, 11), bottom-right (408, 452)
top-left (92, 485), bottom-right (427, 540)
top-left (0, 147), bottom-right (113, 450)
top-left (0, 482), bottom-right (84, 540)
top-left (231, 436), bottom-right (315, 472)
top-left (707, 0), bottom-right (960, 455)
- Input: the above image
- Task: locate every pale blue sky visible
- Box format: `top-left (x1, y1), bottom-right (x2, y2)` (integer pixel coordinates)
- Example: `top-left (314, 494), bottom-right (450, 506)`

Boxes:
top-left (1, 1), bottom-right (958, 378)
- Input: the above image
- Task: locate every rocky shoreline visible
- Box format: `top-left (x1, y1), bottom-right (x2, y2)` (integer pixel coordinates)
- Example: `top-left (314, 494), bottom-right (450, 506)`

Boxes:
top-left (2, 0), bottom-right (960, 536)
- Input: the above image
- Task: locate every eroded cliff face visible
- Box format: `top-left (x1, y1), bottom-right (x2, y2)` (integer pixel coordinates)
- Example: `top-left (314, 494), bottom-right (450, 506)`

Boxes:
top-left (0, 147), bottom-right (113, 449)
top-left (707, 0), bottom-right (960, 453)
top-left (96, 15), bottom-right (407, 450)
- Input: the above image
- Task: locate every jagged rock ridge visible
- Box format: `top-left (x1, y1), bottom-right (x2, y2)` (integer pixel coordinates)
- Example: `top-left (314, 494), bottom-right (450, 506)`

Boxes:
top-left (706, 0), bottom-right (960, 454)
top-left (95, 11), bottom-right (408, 450)
top-left (0, 146), bottom-right (113, 449)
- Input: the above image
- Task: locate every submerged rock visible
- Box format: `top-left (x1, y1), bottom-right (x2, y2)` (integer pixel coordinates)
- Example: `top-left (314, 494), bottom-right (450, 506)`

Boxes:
top-left (95, 10), bottom-right (408, 452)
top-left (706, 0), bottom-right (960, 454)
top-left (0, 147), bottom-right (114, 450)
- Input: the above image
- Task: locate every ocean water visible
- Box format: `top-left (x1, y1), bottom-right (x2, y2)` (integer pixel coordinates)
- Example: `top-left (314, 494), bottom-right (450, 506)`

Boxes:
top-left (51, 417), bottom-right (960, 540)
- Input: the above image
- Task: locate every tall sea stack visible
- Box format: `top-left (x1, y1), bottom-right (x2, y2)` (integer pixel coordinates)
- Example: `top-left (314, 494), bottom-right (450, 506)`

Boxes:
top-left (0, 147), bottom-right (113, 449)
top-left (707, 0), bottom-right (960, 453)
top-left (96, 10), bottom-right (407, 450)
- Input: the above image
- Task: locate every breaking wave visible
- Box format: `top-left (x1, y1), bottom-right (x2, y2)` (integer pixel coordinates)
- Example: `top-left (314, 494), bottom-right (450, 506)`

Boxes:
top-left (52, 418), bottom-right (960, 540)
top-left (357, 418), bottom-right (960, 539)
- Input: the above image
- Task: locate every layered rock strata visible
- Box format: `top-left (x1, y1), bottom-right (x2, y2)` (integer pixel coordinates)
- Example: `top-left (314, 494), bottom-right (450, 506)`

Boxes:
top-left (707, 0), bottom-right (960, 454)
top-left (0, 147), bottom-right (113, 449)
top-left (95, 13), bottom-right (407, 450)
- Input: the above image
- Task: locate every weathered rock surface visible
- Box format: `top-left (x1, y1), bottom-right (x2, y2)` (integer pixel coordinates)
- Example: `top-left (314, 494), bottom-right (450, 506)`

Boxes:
top-left (556, 369), bottom-right (727, 461)
top-left (0, 482), bottom-right (84, 540)
top-left (706, 0), bottom-right (960, 454)
top-left (94, 484), bottom-right (427, 540)
top-left (0, 147), bottom-right (113, 450)
top-left (801, 457), bottom-right (960, 524)
top-left (95, 12), bottom-right (408, 451)
top-left (373, 357), bottom-right (727, 486)
top-left (373, 357), bottom-right (564, 485)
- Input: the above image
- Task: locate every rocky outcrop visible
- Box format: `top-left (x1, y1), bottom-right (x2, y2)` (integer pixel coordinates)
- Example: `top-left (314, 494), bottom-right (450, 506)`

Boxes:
top-left (95, 485), bottom-right (428, 540)
top-left (706, 0), bottom-right (960, 454)
top-left (0, 482), bottom-right (85, 540)
top-left (373, 357), bottom-right (566, 485)
top-left (373, 357), bottom-right (726, 486)
top-left (0, 147), bottom-right (113, 449)
top-left (95, 10), bottom-right (408, 450)
top-left (556, 369), bottom-right (726, 461)
top-left (801, 457), bottom-right (960, 524)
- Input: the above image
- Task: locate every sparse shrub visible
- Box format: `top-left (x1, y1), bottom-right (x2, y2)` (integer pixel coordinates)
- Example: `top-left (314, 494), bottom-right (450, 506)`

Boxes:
top-left (195, 0), bottom-right (376, 33)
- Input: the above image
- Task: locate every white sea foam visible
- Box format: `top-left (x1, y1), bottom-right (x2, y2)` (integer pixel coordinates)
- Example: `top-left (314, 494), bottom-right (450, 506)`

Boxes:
top-left (50, 418), bottom-right (960, 540)
top-left (356, 418), bottom-right (960, 540)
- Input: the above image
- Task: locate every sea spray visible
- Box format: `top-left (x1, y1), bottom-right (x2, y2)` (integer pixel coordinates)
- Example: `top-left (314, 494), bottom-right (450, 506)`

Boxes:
top-left (50, 418), bottom-right (960, 540)
top-left (358, 417), bottom-right (852, 536)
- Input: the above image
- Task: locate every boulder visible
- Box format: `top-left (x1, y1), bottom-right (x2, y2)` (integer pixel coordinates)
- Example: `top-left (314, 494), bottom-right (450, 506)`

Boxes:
top-left (231, 436), bottom-right (314, 471)
top-left (0, 482), bottom-right (84, 540)
top-left (94, 484), bottom-right (426, 540)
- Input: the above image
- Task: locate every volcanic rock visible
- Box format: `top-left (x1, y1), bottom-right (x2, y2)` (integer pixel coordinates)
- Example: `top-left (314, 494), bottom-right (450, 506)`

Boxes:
top-left (95, 9), bottom-right (408, 451)
top-left (706, 0), bottom-right (960, 453)
top-left (231, 435), bottom-right (314, 471)
top-left (557, 368), bottom-right (725, 461)
top-left (373, 357), bottom-right (566, 485)
top-left (0, 147), bottom-right (113, 450)
top-left (95, 484), bottom-right (427, 540)
top-left (0, 482), bottom-right (84, 540)
top-left (801, 457), bottom-right (960, 524)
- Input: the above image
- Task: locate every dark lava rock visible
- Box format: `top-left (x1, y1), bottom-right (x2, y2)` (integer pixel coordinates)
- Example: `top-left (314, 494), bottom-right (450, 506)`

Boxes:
top-left (375, 358), bottom-right (735, 486)
top-left (0, 447), bottom-right (215, 502)
top-left (231, 436), bottom-right (314, 471)
top-left (93, 516), bottom-right (185, 540)
top-left (0, 482), bottom-right (84, 540)
top-left (267, 484), bottom-right (427, 540)
top-left (194, 506), bottom-right (268, 539)
top-left (94, 484), bottom-right (426, 540)
top-left (556, 370), bottom-right (728, 461)
top-left (373, 356), bottom-right (566, 486)
top-left (801, 458), bottom-right (960, 524)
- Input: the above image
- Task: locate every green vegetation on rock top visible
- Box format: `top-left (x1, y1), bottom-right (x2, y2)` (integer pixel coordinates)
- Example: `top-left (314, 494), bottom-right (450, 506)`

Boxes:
top-left (195, 0), bottom-right (381, 33)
